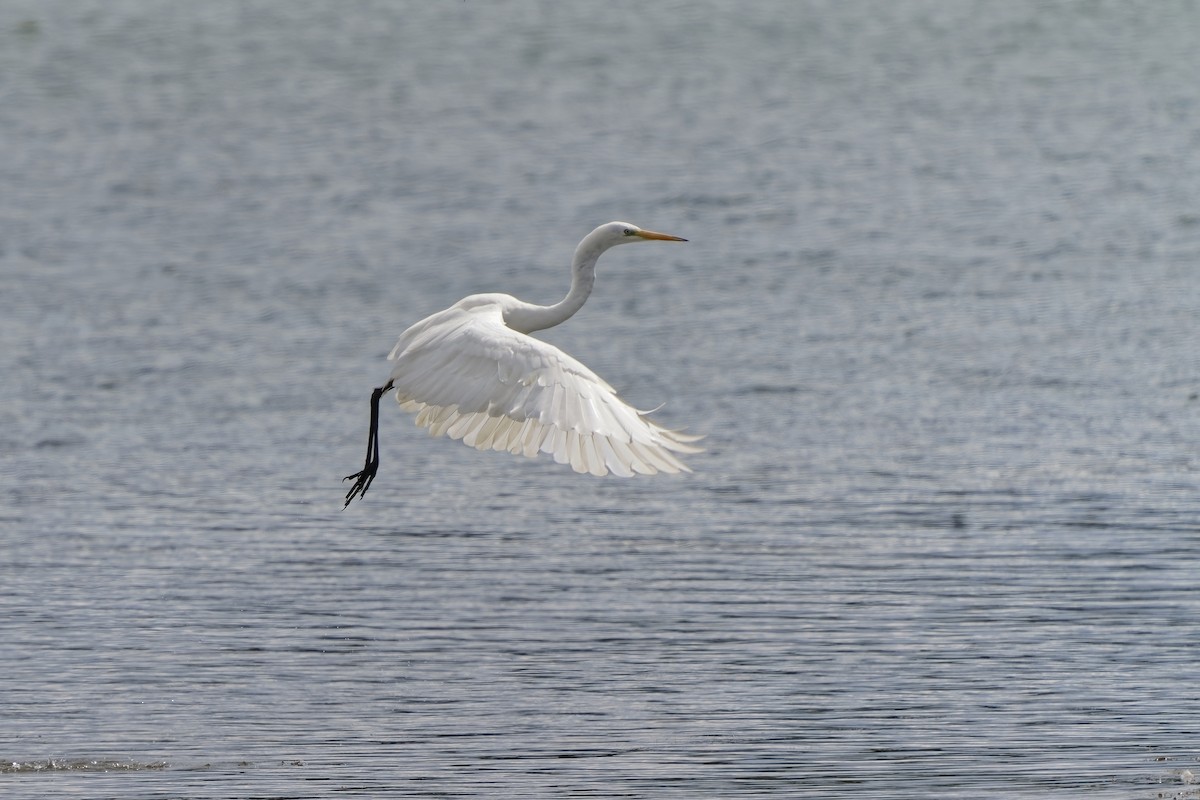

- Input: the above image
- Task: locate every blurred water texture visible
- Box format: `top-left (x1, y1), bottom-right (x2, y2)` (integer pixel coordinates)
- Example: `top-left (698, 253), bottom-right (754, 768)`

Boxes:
top-left (2, 1), bottom-right (1199, 797)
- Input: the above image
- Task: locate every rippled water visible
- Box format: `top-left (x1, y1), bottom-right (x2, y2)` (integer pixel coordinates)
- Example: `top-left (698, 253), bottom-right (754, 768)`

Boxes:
top-left (3, 1), bottom-right (1200, 797)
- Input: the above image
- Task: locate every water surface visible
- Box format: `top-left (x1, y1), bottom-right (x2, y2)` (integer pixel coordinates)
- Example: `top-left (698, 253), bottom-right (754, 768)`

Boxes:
top-left (3, 2), bottom-right (1199, 797)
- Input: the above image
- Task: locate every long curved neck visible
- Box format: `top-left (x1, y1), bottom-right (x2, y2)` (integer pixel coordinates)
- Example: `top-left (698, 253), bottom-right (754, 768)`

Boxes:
top-left (504, 236), bottom-right (606, 334)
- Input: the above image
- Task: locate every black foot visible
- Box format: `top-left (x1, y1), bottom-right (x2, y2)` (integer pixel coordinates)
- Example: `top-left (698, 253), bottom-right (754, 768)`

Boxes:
top-left (343, 465), bottom-right (376, 507)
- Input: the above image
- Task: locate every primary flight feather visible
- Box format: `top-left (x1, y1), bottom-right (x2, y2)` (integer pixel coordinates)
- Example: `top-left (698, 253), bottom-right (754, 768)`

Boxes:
top-left (344, 221), bottom-right (701, 506)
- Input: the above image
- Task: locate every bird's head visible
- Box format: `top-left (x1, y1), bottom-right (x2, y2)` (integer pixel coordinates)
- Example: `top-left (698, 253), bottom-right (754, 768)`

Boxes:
top-left (603, 221), bottom-right (688, 247)
top-left (572, 221), bottom-right (687, 268)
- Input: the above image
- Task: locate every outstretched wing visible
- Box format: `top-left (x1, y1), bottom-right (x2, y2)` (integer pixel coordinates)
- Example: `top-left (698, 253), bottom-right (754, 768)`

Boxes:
top-left (387, 303), bottom-right (702, 477)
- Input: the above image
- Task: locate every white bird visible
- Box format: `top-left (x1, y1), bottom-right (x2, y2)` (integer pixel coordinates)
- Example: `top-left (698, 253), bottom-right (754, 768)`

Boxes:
top-left (344, 221), bottom-right (702, 506)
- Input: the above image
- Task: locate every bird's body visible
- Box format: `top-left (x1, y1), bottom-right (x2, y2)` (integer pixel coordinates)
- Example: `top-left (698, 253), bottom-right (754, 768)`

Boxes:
top-left (344, 221), bottom-right (700, 505)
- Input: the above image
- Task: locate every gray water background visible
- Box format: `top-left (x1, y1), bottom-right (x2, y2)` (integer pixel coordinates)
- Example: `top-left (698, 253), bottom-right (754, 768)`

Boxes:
top-left (2, 1), bottom-right (1199, 797)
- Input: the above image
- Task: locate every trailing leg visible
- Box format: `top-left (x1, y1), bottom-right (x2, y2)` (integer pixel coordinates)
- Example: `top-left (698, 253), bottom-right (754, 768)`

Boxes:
top-left (343, 380), bottom-right (394, 507)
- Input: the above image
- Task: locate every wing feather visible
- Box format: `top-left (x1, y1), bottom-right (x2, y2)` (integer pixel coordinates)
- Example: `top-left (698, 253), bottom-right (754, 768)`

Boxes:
top-left (596, 436), bottom-right (635, 478)
top-left (387, 302), bottom-right (701, 476)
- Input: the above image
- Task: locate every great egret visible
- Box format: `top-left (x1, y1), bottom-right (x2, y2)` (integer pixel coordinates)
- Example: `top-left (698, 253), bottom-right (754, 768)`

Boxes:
top-left (343, 221), bottom-right (702, 506)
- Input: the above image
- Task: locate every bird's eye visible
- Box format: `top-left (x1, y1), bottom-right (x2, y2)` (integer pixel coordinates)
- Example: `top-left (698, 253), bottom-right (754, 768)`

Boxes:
top-left (623, 228), bottom-right (635, 236)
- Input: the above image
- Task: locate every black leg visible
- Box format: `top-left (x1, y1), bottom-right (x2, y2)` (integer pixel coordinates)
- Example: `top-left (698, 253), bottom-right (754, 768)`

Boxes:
top-left (343, 380), bottom-right (394, 507)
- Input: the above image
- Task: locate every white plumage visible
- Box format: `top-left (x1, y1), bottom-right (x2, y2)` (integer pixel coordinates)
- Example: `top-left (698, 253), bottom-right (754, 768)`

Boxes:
top-left (344, 221), bottom-right (700, 505)
top-left (389, 301), bottom-right (702, 477)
